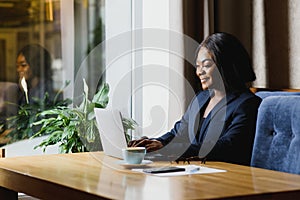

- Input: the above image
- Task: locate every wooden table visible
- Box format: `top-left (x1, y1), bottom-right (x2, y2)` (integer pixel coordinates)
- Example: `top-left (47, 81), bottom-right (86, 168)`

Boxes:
top-left (0, 129), bottom-right (11, 146)
top-left (1, 152), bottom-right (300, 200)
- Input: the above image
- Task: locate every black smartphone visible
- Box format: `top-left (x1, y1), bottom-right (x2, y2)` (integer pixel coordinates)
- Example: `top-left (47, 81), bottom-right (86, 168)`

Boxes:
top-left (143, 166), bottom-right (185, 174)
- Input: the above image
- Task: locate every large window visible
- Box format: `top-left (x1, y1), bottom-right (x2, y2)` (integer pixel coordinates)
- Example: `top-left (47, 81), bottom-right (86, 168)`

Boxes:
top-left (0, 0), bottom-right (188, 146)
top-left (0, 0), bottom-right (64, 135)
top-left (0, 0), bottom-right (107, 144)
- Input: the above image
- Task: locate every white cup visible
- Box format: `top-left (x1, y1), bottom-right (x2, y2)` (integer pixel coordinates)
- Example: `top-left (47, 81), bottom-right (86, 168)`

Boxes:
top-left (122, 147), bottom-right (146, 164)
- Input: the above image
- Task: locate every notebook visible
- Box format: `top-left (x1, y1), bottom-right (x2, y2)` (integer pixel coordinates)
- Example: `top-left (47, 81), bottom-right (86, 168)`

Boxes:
top-left (94, 108), bottom-right (128, 159)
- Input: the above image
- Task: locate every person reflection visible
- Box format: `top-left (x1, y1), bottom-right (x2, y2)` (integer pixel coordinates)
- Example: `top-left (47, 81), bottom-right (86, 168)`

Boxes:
top-left (16, 44), bottom-right (54, 104)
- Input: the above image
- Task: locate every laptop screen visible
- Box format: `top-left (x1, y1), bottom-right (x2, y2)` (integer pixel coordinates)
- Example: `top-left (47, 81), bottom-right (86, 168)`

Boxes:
top-left (94, 108), bottom-right (128, 159)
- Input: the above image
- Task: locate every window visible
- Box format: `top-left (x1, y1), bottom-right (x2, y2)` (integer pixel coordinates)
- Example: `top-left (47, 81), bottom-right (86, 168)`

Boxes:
top-left (0, 0), bottom-right (64, 132)
top-left (0, 0), bottom-right (189, 144)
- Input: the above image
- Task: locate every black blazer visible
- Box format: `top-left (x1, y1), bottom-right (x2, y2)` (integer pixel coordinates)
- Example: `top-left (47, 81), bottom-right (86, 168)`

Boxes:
top-left (156, 89), bottom-right (262, 165)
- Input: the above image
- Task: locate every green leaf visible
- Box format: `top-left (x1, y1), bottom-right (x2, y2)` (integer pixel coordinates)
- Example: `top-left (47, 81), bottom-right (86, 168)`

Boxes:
top-left (92, 83), bottom-right (109, 107)
top-left (13, 81), bottom-right (112, 153)
top-left (87, 110), bottom-right (95, 120)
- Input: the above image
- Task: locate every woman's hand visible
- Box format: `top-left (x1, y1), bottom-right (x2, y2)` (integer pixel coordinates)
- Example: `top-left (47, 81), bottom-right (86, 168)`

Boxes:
top-left (128, 137), bottom-right (163, 152)
top-left (128, 136), bottom-right (148, 147)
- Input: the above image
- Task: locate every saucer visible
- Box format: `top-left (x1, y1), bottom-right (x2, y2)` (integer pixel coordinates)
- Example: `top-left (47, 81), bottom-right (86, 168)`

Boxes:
top-left (117, 160), bottom-right (153, 169)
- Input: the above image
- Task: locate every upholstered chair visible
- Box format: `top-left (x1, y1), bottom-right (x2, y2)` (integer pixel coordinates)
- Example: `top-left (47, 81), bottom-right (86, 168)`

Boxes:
top-left (255, 91), bottom-right (300, 99)
top-left (251, 96), bottom-right (300, 174)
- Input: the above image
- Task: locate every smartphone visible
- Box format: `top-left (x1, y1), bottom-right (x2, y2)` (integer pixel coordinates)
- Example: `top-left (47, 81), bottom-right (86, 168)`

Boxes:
top-left (143, 166), bottom-right (185, 174)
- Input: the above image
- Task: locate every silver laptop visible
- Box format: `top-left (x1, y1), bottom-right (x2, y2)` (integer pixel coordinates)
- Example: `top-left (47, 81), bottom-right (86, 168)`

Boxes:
top-left (94, 108), bottom-right (128, 159)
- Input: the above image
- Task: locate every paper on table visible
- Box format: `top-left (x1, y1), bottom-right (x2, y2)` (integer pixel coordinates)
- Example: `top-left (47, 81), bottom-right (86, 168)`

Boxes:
top-left (132, 165), bottom-right (226, 177)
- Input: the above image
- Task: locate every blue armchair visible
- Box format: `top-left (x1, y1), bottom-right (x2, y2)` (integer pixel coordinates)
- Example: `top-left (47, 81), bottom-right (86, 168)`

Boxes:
top-left (251, 96), bottom-right (300, 174)
top-left (255, 91), bottom-right (300, 99)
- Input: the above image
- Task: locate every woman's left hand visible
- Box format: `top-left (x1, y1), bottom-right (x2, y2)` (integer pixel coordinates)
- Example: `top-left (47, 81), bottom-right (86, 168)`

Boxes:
top-left (129, 138), bottom-right (163, 152)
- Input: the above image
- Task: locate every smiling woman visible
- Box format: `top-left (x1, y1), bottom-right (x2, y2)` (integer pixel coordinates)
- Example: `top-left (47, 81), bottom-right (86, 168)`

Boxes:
top-left (129, 32), bottom-right (262, 166)
top-left (195, 49), bottom-right (218, 91)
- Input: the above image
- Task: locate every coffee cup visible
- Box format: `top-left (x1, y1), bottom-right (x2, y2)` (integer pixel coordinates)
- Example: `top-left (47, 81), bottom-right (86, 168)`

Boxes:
top-left (122, 147), bottom-right (146, 164)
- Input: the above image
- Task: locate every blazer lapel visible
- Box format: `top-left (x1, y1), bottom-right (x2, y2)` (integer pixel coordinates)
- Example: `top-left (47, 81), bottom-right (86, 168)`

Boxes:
top-left (199, 92), bottom-right (239, 140)
top-left (188, 91), bottom-right (211, 142)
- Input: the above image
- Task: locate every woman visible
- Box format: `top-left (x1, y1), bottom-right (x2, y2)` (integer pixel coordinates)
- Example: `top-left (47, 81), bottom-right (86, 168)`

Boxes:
top-left (129, 32), bottom-right (262, 165)
top-left (16, 44), bottom-right (54, 104)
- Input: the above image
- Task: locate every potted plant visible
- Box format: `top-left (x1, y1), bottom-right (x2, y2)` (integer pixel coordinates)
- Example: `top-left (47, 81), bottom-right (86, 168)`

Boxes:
top-left (3, 81), bottom-right (72, 143)
top-left (32, 80), bottom-right (137, 153)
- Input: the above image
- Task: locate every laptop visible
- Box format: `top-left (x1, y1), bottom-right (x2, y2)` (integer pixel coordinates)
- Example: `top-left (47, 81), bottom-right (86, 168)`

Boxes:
top-left (94, 108), bottom-right (170, 161)
top-left (94, 108), bottom-right (128, 159)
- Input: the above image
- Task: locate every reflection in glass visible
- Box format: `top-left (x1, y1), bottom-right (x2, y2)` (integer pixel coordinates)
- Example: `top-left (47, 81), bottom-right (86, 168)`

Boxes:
top-left (0, 0), bottom-right (105, 148)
